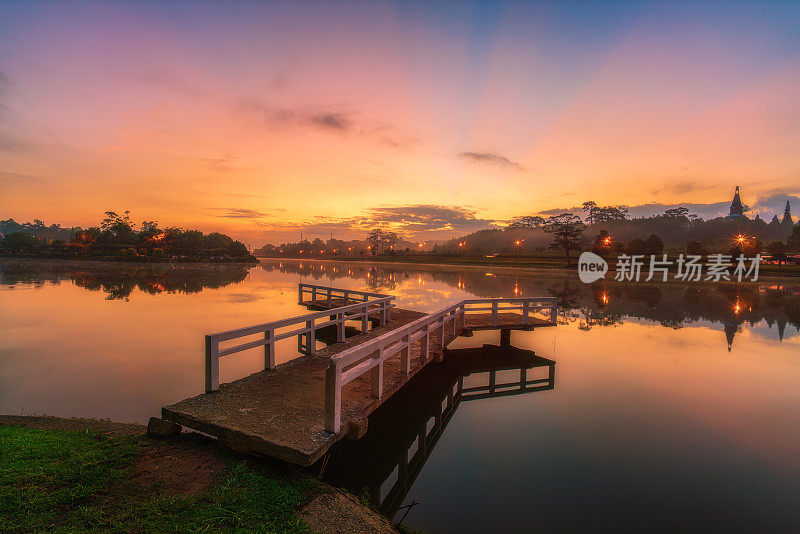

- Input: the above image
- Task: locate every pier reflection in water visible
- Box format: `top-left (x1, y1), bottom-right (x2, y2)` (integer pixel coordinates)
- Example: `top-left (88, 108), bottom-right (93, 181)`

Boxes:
top-left (261, 259), bottom-right (800, 351)
top-left (3, 258), bottom-right (800, 531)
top-left (320, 342), bottom-right (555, 519)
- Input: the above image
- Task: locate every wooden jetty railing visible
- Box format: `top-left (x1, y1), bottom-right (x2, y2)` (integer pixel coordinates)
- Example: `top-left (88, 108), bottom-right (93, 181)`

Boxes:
top-left (205, 290), bottom-right (395, 393)
top-left (324, 296), bottom-right (557, 432)
top-left (298, 283), bottom-right (390, 307)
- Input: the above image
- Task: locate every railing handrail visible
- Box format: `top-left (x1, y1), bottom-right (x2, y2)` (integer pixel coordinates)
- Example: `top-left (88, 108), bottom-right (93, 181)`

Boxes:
top-left (208, 296), bottom-right (395, 342)
top-left (205, 284), bottom-right (396, 393)
top-left (330, 302), bottom-right (461, 367)
top-left (299, 282), bottom-right (390, 300)
top-left (331, 296), bottom-right (555, 365)
top-left (461, 297), bottom-right (558, 305)
top-left (324, 295), bottom-right (557, 433)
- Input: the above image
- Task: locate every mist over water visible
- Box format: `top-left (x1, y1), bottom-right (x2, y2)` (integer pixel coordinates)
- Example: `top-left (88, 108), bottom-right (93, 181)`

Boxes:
top-left (1, 258), bottom-right (798, 532)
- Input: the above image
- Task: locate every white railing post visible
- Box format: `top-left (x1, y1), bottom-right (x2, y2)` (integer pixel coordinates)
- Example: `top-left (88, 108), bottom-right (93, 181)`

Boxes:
top-left (337, 312), bottom-right (345, 342)
top-left (325, 362), bottom-right (342, 433)
top-left (361, 305), bottom-right (369, 333)
top-left (205, 335), bottom-right (219, 393)
top-left (307, 319), bottom-right (315, 354)
top-left (449, 309), bottom-right (457, 339)
top-left (551, 300), bottom-right (557, 324)
top-left (371, 349), bottom-right (384, 398)
top-left (438, 316), bottom-right (445, 349)
top-left (326, 288), bottom-right (332, 307)
top-left (523, 300), bottom-right (530, 325)
top-left (421, 327), bottom-right (430, 361)
top-left (492, 301), bottom-right (498, 326)
top-left (344, 290), bottom-right (350, 305)
top-left (381, 301), bottom-right (389, 325)
top-left (401, 333), bottom-right (410, 374)
top-left (311, 286), bottom-right (317, 304)
top-left (298, 284), bottom-right (303, 303)
top-left (264, 329), bottom-right (274, 369)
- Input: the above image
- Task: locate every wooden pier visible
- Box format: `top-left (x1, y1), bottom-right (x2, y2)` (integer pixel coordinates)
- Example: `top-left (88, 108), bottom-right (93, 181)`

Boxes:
top-left (161, 283), bottom-right (557, 466)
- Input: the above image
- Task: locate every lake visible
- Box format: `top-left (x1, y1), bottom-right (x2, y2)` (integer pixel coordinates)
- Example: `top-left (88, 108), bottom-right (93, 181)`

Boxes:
top-left (1, 258), bottom-right (799, 532)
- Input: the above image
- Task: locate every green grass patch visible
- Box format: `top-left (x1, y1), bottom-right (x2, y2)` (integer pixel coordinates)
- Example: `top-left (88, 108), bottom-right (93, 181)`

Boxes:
top-left (0, 426), bottom-right (137, 532)
top-left (0, 426), bottom-right (318, 533)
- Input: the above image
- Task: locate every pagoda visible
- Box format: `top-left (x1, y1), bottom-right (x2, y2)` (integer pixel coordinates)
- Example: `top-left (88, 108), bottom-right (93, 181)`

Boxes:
top-left (727, 186), bottom-right (744, 220)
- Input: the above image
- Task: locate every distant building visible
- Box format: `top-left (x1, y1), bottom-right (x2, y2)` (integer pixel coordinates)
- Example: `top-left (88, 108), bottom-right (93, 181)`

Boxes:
top-left (782, 200), bottom-right (793, 225)
top-left (727, 186), bottom-right (745, 220)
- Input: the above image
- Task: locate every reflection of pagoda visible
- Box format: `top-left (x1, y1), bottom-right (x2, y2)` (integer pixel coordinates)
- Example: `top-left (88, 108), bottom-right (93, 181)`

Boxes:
top-left (727, 186), bottom-right (745, 220)
top-left (724, 322), bottom-right (739, 352)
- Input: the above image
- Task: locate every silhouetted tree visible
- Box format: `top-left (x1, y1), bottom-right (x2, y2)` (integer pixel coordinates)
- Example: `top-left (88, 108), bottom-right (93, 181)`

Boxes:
top-left (766, 241), bottom-right (788, 269)
top-left (685, 240), bottom-right (708, 256)
top-left (508, 215), bottom-right (545, 229)
top-left (591, 230), bottom-right (612, 256)
top-left (788, 224), bottom-right (800, 252)
top-left (625, 238), bottom-right (647, 255)
top-left (645, 234), bottom-right (664, 255)
top-left (582, 201), bottom-right (597, 224)
top-left (543, 213), bottom-right (586, 265)
top-left (1, 232), bottom-right (39, 253)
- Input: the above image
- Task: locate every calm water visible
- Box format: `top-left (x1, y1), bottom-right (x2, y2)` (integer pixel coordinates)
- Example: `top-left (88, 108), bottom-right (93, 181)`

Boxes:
top-left (2, 258), bottom-right (799, 532)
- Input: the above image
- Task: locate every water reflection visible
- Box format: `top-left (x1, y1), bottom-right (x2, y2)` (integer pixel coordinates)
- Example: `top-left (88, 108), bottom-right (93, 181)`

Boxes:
top-left (2, 258), bottom-right (799, 531)
top-left (0, 259), bottom-right (250, 300)
top-left (321, 342), bottom-right (556, 518)
top-left (262, 259), bottom-right (800, 350)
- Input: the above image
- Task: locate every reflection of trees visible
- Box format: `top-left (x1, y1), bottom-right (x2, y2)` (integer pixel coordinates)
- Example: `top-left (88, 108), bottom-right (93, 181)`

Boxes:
top-left (0, 260), bottom-right (250, 300)
top-left (261, 259), bottom-right (800, 340)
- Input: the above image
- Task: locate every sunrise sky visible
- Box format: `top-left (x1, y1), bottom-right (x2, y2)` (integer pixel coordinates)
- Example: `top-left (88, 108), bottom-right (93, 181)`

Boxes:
top-left (1, 0), bottom-right (799, 244)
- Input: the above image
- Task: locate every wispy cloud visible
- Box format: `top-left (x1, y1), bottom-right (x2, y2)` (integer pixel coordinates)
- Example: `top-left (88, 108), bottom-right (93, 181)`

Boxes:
top-left (214, 208), bottom-right (271, 220)
top-left (236, 97), bottom-right (417, 148)
top-left (309, 112), bottom-right (350, 131)
top-left (650, 179), bottom-right (717, 196)
top-left (238, 97), bottom-right (354, 134)
top-left (459, 151), bottom-right (524, 171)
top-left (191, 152), bottom-right (237, 172)
top-left (363, 205), bottom-right (496, 232)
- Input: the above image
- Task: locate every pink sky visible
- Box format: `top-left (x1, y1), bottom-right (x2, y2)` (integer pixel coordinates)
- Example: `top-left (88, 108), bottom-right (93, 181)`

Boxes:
top-left (1, 1), bottom-right (798, 244)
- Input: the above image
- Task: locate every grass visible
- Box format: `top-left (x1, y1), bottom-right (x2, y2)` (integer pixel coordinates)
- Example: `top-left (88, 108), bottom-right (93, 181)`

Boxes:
top-left (0, 426), bottom-right (315, 533)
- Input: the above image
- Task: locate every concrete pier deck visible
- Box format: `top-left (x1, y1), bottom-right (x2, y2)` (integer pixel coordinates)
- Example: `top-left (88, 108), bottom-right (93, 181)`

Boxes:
top-left (161, 284), bottom-right (557, 466)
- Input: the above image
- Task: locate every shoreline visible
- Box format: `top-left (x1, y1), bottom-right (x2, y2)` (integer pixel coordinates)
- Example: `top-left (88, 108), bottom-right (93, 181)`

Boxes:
top-left (257, 255), bottom-right (800, 280)
top-left (0, 414), bottom-right (403, 534)
top-left (0, 256), bottom-right (259, 268)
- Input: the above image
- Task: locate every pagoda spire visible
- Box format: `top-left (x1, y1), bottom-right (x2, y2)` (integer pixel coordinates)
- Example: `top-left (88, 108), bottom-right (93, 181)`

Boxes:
top-left (728, 186), bottom-right (744, 220)
top-left (782, 200), bottom-right (793, 225)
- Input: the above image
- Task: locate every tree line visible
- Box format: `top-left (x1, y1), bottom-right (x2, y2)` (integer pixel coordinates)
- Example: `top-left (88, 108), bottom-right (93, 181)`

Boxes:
top-left (0, 212), bottom-right (255, 262)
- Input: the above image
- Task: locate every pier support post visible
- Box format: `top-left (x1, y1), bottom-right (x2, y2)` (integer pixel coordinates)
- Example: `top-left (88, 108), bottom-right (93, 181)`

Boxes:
top-left (500, 329), bottom-right (511, 348)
